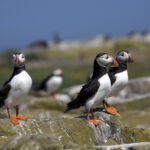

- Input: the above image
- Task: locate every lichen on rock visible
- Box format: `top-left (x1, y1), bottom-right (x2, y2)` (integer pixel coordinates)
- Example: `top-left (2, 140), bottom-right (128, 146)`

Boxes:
top-left (0, 96), bottom-right (150, 149)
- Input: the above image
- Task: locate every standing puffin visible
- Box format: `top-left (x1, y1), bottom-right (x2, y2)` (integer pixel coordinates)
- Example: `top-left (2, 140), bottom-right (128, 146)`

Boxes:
top-left (0, 53), bottom-right (32, 125)
top-left (103, 50), bottom-right (134, 115)
top-left (32, 69), bottom-right (64, 95)
top-left (65, 53), bottom-right (119, 125)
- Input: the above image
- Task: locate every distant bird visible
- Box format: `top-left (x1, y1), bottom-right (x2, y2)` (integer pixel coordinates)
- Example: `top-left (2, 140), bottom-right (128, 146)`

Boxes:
top-left (103, 50), bottom-right (134, 115)
top-left (0, 53), bottom-right (32, 125)
top-left (65, 53), bottom-right (119, 125)
top-left (32, 69), bottom-right (64, 95)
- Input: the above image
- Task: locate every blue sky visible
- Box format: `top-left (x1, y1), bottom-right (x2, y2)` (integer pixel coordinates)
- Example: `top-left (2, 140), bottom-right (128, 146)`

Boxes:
top-left (0, 0), bottom-right (150, 52)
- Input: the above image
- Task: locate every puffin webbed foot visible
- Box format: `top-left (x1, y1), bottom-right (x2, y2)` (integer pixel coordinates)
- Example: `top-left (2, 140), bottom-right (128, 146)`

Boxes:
top-left (90, 110), bottom-right (105, 122)
top-left (103, 101), bottom-right (118, 115)
top-left (88, 119), bottom-right (100, 126)
top-left (87, 112), bottom-right (101, 126)
top-left (10, 117), bottom-right (19, 125)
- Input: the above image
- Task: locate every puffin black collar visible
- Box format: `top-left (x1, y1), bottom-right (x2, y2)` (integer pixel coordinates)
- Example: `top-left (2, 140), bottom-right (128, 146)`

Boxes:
top-left (91, 59), bottom-right (107, 79)
top-left (13, 65), bottom-right (26, 75)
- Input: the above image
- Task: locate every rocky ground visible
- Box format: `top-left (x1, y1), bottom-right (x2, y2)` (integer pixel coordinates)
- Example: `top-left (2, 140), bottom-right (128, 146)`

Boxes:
top-left (0, 94), bottom-right (150, 150)
top-left (0, 77), bottom-right (150, 150)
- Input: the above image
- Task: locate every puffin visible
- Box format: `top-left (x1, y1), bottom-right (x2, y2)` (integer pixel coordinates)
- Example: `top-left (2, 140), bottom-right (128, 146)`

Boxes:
top-left (65, 53), bottom-right (119, 125)
top-left (32, 68), bottom-right (64, 95)
top-left (103, 50), bottom-right (134, 115)
top-left (0, 53), bottom-right (32, 125)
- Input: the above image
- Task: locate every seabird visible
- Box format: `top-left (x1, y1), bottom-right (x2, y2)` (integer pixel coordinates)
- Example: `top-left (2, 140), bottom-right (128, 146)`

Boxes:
top-left (32, 68), bottom-right (64, 96)
top-left (103, 50), bottom-right (134, 115)
top-left (0, 53), bottom-right (32, 124)
top-left (65, 53), bottom-right (119, 125)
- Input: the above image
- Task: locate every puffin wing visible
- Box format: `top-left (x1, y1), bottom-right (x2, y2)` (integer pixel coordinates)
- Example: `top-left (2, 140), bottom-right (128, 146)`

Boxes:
top-left (0, 84), bottom-right (11, 107)
top-left (40, 74), bottom-right (53, 90)
top-left (78, 79), bottom-right (100, 101)
top-left (65, 79), bottom-right (100, 112)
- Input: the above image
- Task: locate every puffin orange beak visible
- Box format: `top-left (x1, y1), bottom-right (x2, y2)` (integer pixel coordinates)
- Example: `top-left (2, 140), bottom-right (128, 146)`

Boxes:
top-left (15, 56), bottom-right (19, 65)
top-left (112, 57), bottom-right (119, 67)
top-left (128, 54), bottom-right (134, 63)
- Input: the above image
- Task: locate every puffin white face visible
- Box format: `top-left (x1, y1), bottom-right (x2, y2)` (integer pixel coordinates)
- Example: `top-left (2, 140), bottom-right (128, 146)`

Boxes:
top-left (116, 50), bottom-right (134, 63)
top-left (96, 53), bottom-right (118, 67)
top-left (12, 53), bottom-right (26, 67)
top-left (53, 69), bottom-right (64, 76)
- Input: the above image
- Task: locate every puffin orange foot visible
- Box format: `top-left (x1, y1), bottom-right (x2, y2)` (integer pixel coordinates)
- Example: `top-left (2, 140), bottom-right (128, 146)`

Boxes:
top-left (88, 119), bottom-right (100, 126)
top-left (103, 101), bottom-right (118, 115)
top-left (106, 106), bottom-right (118, 115)
top-left (10, 117), bottom-right (19, 125)
top-left (16, 116), bottom-right (28, 121)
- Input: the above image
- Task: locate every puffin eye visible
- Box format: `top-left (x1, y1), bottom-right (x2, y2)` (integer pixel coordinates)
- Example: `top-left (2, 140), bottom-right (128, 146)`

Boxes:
top-left (121, 53), bottom-right (124, 56)
top-left (106, 56), bottom-right (109, 59)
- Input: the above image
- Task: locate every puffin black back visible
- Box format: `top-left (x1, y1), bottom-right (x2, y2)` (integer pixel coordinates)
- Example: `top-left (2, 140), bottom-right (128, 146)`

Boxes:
top-left (65, 78), bottom-right (100, 112)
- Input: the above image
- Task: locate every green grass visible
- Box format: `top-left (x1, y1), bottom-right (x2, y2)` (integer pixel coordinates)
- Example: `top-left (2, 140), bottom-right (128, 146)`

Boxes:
top-left (128, 61), bottom-right (150, 78)
top-left (28, 64), bottom-right (92, 91)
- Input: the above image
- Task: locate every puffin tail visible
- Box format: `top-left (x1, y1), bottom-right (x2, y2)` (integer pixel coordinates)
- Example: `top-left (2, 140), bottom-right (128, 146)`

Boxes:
top-left (64, 98), bottom-right (81, 113)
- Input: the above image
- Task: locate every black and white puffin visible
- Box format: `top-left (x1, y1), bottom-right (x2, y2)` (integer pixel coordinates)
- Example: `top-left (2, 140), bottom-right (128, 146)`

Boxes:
top-left (32, 68), bottom-right (64, 95)
top-left (0, 53), bottom-right (32, 125)
top-left (103, 50), bottom-right (134, 115)
top-left (65, 53), bottom-right (119, 125)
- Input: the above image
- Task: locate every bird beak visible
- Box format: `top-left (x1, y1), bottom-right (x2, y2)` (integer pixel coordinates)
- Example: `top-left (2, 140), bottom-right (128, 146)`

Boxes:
top-left (15, 56), bottom-right (19, 66)
top-left (111, 57), bottom-right (119, 67)
top-left (128, 53), bottom-right (135, 63)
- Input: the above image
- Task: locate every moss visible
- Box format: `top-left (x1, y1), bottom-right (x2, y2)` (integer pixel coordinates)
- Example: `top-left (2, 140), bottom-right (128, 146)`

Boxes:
top-left (121, 127), bottom-right (150, 143)
top-left (2, 135), bottom-right (63, 150)
top-left (117, 98), bottom-right (150, 129)
top-left (130, 145), bottom-right (150, 150)
top-left (29, 97), bottom-right (65, 111)
top-left (102, 139), bottom-right (118, 146)
top-left (61, 118), bottom-right (95, 145)
top-left (0, 118), bottom-right (96, 149)
top-left (109, 112), bottom-right (150, 143)
top-left (132, 128), bottom-right (150, 142)
top-left (1, 96), bottom-right (150, 149)
top-left (45, 118), bottom-right (96, 146)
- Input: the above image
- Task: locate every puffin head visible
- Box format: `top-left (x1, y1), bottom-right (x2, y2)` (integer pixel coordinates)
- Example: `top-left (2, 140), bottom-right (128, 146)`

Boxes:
top-left (116, 50), bottom-right (134, 64)
top-left (12, 53), bottom-right (26, 67)
top-left (95, 53), bottom-right (119, 68)
top-left (53, 68), bottom-right (64, 76)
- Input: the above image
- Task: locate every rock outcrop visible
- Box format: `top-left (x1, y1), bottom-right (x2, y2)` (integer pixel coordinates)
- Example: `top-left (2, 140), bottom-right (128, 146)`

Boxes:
top-left (0, 96), bottom-right (150, 149)
top-left (107, 77), bottom-right (150, 105)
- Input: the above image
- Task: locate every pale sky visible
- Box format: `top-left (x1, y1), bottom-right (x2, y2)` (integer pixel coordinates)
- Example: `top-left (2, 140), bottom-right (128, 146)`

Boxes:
top-left (0, 0), bottom-right (150, 51)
